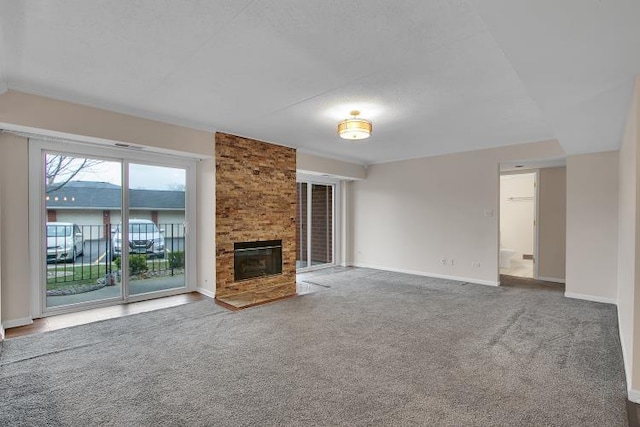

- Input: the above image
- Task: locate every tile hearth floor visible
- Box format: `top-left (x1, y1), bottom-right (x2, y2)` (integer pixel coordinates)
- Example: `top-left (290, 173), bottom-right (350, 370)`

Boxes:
top-left (215, 284), bottom-right (294, 310)
top-left (216, 268), bottom-right (349, 309)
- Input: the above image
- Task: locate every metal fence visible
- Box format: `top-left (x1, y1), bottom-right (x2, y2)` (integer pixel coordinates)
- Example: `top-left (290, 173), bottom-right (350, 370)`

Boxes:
top-left (46, 222), bottom-right (186, 287)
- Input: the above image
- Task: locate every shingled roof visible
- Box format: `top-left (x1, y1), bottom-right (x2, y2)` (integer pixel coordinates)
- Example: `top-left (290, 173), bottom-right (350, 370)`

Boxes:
top-left (46, 181), bottom-right (185, 210)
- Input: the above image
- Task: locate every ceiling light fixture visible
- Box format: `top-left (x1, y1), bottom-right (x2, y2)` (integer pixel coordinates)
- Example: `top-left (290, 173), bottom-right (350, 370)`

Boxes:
top-left (338, 110), bottom-right (372, 141)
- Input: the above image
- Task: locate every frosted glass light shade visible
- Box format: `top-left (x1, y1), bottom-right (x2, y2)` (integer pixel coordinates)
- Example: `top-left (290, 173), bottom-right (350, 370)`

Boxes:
top-left (338, 111), bottom-right (372, 140)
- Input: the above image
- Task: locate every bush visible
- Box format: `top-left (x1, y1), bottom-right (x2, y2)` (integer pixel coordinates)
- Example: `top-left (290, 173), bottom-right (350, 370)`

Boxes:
top-left (168, 251), bottom-right (185, 269)
top-left (114, 254), bottom-right (148, 275)
top-left (129, 255), bottom-right (148, 274)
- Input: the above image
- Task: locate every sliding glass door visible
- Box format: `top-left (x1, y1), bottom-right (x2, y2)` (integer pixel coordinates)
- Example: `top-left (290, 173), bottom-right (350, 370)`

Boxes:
top-left (296, 182), bottom-right (308, 269)
top-left (44, 153), bottom-right (123, 308)
top-left (127, 163), bottom-right (186, 296)
top-left (32, 140), bottom-right (194, 315)
top-left (310, 184), bottom-right (333, 266)
top-left (296, 177), bottom-right (337, 270)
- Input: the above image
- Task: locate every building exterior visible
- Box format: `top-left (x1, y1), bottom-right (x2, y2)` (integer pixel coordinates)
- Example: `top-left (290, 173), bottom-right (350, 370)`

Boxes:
top-left (46, 181), bottom-right (185, 239)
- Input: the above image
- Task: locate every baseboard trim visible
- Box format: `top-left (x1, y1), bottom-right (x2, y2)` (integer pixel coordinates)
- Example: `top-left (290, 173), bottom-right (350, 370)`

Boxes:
top-left (629, 388), bottom-right (640, 404)
top-left (619, 308), bottom-right (634, 397)
top-left (350, 263), bottom-right (499, 287)
top-left (3, 317), bottom-right (33, 329)
top-left (537, 276), bottom-right (565, 284)
top-left (564, 292), bottom-right (616, 305)
top-left (196, 287), bottom-right (216, 299)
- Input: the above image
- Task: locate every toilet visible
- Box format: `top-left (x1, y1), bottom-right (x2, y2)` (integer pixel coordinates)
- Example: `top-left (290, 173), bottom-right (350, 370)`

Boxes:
top-left (499, 248), bottom-right (516, 268)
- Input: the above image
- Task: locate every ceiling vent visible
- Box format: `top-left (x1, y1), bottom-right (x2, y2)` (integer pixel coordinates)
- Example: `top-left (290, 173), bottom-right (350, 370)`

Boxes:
top-left (114, 142), bottom-right (144, 150)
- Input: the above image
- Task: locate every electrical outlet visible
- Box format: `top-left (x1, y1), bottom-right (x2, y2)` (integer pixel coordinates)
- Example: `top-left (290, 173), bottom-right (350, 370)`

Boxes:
top-left (440, 258), bottom-right (446, 265)
top-left (472, 262), bottom-right (481, 268)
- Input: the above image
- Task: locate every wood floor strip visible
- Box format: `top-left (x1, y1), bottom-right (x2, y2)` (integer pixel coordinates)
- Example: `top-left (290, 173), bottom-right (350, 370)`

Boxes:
top-left (5, 292), bottom-right (204, 339)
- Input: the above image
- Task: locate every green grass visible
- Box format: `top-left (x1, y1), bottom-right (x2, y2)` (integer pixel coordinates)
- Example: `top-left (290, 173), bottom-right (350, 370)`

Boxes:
top-left (46, 258), bottom-right (174, 290)
top-left (47, 264), bottom-right (113, 289)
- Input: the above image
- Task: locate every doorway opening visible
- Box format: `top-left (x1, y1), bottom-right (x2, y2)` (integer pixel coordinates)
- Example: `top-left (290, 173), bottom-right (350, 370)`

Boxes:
top-left (499, 171), bottom-right (537, 279)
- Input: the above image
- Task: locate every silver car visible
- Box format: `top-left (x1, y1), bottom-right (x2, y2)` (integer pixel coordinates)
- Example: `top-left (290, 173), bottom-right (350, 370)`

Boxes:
top-left (47, 222), bottom-right (84, 262)
top-left (111, 219), bottom-right (165, 260)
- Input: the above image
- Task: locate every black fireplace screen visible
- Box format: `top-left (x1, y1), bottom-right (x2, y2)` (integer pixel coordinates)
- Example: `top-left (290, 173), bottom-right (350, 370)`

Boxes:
top-left (234, 240), bottom-right (282, 281)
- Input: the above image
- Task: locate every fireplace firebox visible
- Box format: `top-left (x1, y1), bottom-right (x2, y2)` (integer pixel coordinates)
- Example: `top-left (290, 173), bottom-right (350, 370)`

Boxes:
top-left (234, 240), bottom-right (282, 281)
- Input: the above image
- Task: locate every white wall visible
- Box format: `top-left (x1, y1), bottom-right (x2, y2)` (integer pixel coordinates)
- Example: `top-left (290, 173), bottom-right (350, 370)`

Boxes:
top-left (55, 210), bottom-right (104, 228)
top-left (129, 210), bottom-right (152, 221)
top-left (196, 158), bottom-right (216, 297)
top-left (0, 133), bottom-right (31, 326)
top-left (565, 151), bottom-right (619, 304)
top-left (0, 179), bottom-right (3, 337)
top-left (157, 212), bottom-right (186, 238)
top-left (500, 173), bottom-right (535, 260)
top-left (617, 75), bottom-right (640, 400)
top-left (0, 91), bottom-right (212, 157)
top-left (297, 152), bottom-right (366, 180)
top-left (348, 140), bottom-right (564, 285)
top-left (538, 167), bottom-right (566, 281)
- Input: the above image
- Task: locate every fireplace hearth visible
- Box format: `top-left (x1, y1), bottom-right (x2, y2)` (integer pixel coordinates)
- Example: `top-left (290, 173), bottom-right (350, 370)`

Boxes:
top-left (234, 240), bottom-right (282, 281)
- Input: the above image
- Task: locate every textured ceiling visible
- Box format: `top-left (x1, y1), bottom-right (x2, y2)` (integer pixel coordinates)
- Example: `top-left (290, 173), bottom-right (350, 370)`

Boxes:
top-left (0, 0), bottom-right (638, 164)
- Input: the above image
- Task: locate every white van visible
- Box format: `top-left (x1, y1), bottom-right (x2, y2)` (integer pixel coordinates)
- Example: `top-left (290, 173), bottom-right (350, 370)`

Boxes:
top-left (46, 222), bottom-right (84, 262)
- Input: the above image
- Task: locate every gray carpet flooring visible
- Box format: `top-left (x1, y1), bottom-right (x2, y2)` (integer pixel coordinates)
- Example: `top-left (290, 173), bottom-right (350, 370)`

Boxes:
top-left (0, 268), bottom-right (628, 426)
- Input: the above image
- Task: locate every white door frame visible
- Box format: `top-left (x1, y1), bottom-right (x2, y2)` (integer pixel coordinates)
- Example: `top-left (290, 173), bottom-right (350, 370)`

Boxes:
top-left (533, 170), bottom-right (540, 279)
top-left (296, 174), bottom-right (341, 272)
top-left (29, 139), bottom-right (197, 318)
top-left (498, 169), bottom-right (539, 281)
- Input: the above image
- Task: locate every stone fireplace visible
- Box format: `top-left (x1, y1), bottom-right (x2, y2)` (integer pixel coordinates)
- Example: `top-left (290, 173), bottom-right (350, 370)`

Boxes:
top-left (215, 132), bottom-right (296, 308)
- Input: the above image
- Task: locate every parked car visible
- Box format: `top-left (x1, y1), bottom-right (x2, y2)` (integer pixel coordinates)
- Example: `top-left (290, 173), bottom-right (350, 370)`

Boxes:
top-left (111, 219), bottom-right (165, 260)
top-left (46, 222), bottom-right (83, 263)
